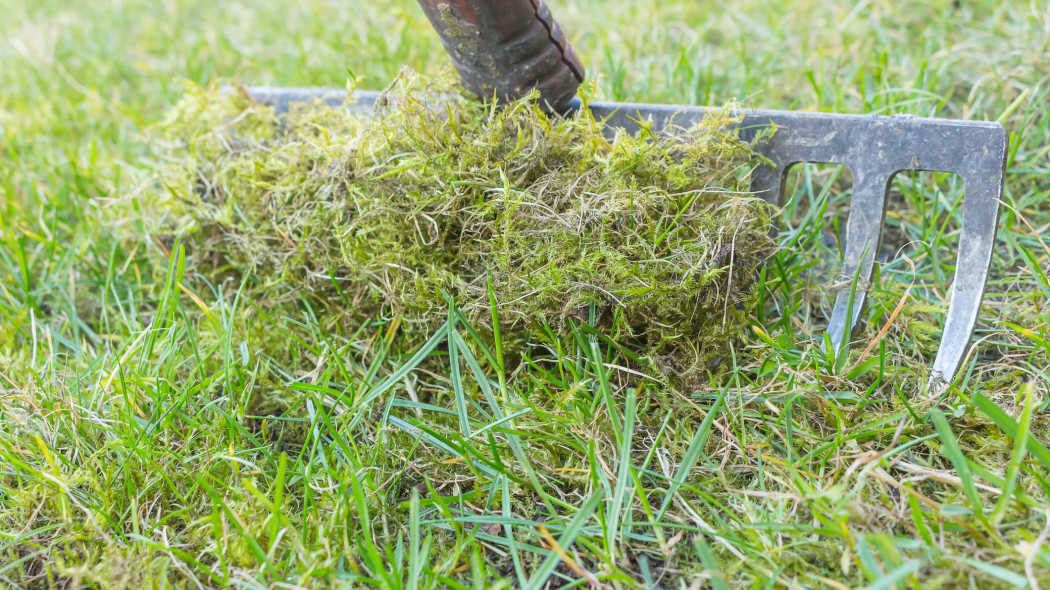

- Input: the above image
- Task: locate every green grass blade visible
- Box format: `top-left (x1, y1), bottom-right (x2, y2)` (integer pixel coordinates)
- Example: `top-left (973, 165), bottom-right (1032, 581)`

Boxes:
top-left (991, 382), bottom-right (1036, 525)
top-left (972, 391), bottom-right (1050, 470)
top-left (446, 305), bottom-right (472, 437)
top-left (694, 537), bottom-right (730, 590)
top-left (657, 387), bottom-right (727, 520)
top-left (929, 410), bottom-right (985, 521)
top-left (526, 492), bottom-right (602, 590)
top-left (863, 559), bottom-right (923, 590)
top-left (606, 384), bottom-right (638, 556)
top-left (348, 320), bottom-right (450, 428)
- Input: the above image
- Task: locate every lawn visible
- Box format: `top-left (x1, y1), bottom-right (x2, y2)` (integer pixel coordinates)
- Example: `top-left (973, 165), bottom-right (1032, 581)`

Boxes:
top-left (2, 0), bottom-right (1049, 588)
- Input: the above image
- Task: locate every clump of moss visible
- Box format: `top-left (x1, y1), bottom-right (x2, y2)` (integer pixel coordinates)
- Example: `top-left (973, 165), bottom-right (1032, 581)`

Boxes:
top-left (148, 69), bottom-right (773, 380)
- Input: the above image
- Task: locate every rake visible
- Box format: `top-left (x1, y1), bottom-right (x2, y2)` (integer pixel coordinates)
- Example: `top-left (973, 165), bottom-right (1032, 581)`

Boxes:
top-left (246, 0), bottom-right (1007, 390)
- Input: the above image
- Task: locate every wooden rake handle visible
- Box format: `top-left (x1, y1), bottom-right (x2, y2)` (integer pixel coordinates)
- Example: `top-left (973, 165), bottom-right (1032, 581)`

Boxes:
top-left (415, 0), bottom-right (585, 112)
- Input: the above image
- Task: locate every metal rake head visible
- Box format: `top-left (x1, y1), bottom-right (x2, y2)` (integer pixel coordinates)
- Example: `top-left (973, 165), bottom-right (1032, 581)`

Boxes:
top-left (247, 87), bottom-right (1007, 390)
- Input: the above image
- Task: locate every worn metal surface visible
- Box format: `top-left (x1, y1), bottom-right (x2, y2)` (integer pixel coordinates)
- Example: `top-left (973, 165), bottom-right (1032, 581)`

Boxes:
top-left (247, 87), bottom-right (1007, 390)
top-left (414, 0), bottom-right (584, 111)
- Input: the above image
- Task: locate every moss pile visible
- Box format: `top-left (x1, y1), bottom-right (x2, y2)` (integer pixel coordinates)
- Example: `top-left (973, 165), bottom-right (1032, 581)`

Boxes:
top-left (148, 70), bottom-right (774, 379)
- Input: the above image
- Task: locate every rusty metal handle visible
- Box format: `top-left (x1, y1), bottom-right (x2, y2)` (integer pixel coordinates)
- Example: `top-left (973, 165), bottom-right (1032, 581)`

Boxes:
top-left (415, 0), bottom-right (585, 112)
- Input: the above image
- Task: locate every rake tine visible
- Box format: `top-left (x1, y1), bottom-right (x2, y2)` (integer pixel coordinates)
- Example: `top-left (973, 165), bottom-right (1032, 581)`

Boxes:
top-left (826, 171), bottom-right (892, 354)
top-left (928, 165), bottom-right (1006, 391)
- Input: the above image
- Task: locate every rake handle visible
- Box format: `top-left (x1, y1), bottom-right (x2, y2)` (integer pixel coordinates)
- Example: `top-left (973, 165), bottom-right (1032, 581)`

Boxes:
top-left (415, 0), bottom-right (585, 112)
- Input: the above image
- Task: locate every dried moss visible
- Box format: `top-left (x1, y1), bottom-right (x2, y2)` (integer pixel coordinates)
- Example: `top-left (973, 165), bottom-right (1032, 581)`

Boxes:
top-left (149, 70), bottom-right (774, 380)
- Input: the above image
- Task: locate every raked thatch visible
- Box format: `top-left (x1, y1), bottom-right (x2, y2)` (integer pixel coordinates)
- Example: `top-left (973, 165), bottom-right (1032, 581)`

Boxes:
top-left (147, 69), bottom-right (774, 382)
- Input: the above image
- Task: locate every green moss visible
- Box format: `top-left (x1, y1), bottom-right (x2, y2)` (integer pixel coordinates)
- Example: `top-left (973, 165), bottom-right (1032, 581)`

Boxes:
top-left (147, 70), bottom-right (773, 381)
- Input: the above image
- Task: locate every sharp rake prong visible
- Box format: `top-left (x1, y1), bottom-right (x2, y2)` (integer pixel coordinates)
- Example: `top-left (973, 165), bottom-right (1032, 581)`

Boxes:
top-left (929, 162), bottom-right (1006, 391)
top-left (245, 87), bottom-right (1008, 388)
top-left (825, 171), bottom-right (892, 355)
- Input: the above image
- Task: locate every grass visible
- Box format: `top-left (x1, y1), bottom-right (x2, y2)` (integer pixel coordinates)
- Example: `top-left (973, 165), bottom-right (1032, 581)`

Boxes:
top-left (1, 0), bottom-right (1049, 587)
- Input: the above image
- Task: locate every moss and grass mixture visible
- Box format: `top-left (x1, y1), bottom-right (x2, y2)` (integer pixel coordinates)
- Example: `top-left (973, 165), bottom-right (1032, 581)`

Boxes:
top-left (148, 71), bottom-right (772, 383)
top-left (3, 0), bottom-right (1050, 588)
